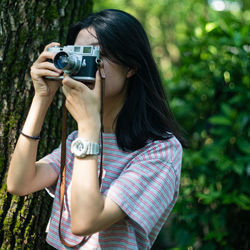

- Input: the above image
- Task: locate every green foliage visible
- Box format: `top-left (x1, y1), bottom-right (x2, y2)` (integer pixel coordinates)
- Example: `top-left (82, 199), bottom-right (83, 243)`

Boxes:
top-left (169, 9), bottom-right (250, 249)
top-left (94, 0), bottom-right (250, 248)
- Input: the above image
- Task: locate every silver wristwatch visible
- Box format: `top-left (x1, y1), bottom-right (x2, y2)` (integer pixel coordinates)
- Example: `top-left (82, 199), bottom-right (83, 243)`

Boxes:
top-left (71, 138), bottom-right (100, 158)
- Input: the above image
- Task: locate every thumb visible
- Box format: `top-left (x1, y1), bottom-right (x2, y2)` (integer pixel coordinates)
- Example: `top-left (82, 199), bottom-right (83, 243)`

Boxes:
top-left (62, 73), bottom-right (83, 90)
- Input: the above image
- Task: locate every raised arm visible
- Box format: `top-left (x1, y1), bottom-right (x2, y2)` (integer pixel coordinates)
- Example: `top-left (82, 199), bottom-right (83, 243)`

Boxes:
top-left (7, 42), bottom-right (63, 196)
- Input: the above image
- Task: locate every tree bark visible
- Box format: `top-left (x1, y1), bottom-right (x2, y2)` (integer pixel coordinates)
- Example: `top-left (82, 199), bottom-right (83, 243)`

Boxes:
top-left (0, 0), bottom-right (93, 248)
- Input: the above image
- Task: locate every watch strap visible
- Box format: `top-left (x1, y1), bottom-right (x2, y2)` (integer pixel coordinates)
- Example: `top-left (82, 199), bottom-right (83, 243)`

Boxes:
top-left (71, 138), bottom-right (100, 158)
top-left (86, 141), bottom-right (100, 155)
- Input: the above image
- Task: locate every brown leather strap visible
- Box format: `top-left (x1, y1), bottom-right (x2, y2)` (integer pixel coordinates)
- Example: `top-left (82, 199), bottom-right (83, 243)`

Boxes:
top-left (59, 63), bottom-right (105, 247)
top-left (59, 102), bottom-right (67, 245)
top-left (98, 61), bottom-right (105, 187)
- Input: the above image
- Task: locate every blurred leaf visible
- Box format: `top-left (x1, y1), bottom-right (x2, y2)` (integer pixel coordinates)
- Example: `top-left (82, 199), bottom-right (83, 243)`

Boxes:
top-left (236, 138), bottom-right (250, 154)
top-left (232, 162), bottom-right (245, 175)
top-left (205, 22), bottom-right (218, 32)
top-left (209, 116), bottom-right (232, 126)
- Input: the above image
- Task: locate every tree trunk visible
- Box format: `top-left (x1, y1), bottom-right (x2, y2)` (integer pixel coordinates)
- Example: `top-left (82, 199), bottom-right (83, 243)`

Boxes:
top-left (0, 0), bottom-right (93, 248)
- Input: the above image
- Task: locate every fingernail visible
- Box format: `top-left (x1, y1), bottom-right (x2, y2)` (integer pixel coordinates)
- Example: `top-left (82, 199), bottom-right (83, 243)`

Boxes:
top-left (99, 68), bottom-right (106, 79)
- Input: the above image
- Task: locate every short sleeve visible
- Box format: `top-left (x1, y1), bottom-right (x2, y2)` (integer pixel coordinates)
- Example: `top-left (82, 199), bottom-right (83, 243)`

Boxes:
top-left (41, 145), bottom-right (61, 176)
top-left (40, 130), bottom-right (78, 197)
top-left (104, 139), bottom-right (182, 235)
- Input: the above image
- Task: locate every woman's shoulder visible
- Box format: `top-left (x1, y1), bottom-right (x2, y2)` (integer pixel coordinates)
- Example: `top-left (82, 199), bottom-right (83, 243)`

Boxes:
top-left (136, 134), bottom-right (183, 164)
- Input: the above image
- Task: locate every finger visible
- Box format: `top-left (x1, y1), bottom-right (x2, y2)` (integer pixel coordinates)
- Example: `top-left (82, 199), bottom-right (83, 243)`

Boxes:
top-left (62, 74), bottom-right (85, 90)
top-left (31, 67), bottom-right (61, 78)
top-left (61, 83), bottom-right (71, 98)
top-left (93, 70), bottom-right (102, 98)
top-left (36, 61), bottom-right (62, 73)
top-left (34, 51), bottom-right (58, 64)
top-left (44, 42), bottom-right (60, 52)
top-left (61, 79), bottom-right (80, 102)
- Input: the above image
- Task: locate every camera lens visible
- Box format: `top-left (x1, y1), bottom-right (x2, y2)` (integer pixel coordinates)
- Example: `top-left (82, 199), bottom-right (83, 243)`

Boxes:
top-left (54, 51), bottom-right (83, 74)
top-left (56, 54), bottom-right (69, 69)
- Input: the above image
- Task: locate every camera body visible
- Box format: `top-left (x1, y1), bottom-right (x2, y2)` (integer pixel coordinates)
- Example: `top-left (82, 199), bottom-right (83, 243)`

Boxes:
top-left (46, 45), bottom-right (100, 81)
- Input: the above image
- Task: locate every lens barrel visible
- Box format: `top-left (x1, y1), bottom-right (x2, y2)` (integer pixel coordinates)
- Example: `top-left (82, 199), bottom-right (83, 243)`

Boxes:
top-left (54, 52), bottom-right (84, 74)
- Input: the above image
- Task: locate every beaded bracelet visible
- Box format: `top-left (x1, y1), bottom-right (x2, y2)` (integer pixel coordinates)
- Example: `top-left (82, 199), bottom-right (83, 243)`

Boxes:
top-left (19, 129), bottom-right (40, 140)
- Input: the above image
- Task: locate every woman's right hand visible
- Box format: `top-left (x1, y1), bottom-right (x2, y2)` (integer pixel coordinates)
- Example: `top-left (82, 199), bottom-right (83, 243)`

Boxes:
top-left (30, 42), bottom-right (63, 98)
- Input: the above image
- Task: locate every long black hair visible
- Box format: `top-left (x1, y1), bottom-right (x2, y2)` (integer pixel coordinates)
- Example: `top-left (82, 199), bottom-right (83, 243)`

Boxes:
top-left (66, 9), bottom-right (187, 151)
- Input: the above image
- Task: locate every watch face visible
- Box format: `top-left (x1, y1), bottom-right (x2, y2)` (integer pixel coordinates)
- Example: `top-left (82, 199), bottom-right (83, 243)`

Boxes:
top-left (71, 138), bottom-right (100, 158)
top-left (73, 139), bottom-right (87, 156)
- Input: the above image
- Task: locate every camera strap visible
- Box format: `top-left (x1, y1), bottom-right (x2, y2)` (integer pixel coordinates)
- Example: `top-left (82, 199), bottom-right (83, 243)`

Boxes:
top-left (58, 63), bottom-right (105, 248)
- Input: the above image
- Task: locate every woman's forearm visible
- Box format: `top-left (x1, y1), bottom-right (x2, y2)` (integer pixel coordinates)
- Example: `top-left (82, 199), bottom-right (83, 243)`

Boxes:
top-left (70, 127), bottom-right (104, 235)
top-left (7, 95), bottom-right (52, 195)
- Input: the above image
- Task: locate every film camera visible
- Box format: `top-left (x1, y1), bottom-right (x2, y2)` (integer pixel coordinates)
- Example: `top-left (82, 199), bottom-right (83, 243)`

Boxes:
top-left (46, 45), bottom-right (100, 81)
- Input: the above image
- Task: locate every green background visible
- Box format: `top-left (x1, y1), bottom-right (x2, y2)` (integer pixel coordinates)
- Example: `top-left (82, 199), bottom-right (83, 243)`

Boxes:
top-left (94, 0), bottom-right (250, 249)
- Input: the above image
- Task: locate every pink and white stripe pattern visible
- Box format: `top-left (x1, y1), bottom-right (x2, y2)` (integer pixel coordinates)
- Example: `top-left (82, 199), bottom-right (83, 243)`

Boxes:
top-left (42, 130), bottom-right (182, 249)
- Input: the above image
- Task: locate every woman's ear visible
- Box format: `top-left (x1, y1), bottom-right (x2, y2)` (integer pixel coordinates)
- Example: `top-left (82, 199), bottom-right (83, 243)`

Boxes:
top-left (126, 67), bottom-right (137, 78)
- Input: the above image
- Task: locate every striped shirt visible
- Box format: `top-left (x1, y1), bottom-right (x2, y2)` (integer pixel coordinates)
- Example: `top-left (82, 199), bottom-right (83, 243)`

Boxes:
top-left (42, 130), bottom-right (182, 249)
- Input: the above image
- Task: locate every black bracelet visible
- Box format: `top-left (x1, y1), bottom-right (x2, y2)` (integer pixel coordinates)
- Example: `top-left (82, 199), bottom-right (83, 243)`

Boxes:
top-left (19, 129), bottom-right (41, 140)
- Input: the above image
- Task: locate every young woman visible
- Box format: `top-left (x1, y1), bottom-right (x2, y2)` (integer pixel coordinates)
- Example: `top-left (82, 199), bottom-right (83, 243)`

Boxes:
top-left (7, 9), bottom-right (185, 249)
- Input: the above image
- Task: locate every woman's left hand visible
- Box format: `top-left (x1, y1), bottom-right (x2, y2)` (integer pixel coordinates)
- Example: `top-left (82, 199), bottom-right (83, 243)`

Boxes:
top-left (62, 71), bottom-right (102, 139)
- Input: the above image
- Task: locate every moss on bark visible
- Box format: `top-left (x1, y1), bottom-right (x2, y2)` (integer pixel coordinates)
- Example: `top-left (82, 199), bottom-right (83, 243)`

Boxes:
top-left (0, 0), bottom-right (93, 248)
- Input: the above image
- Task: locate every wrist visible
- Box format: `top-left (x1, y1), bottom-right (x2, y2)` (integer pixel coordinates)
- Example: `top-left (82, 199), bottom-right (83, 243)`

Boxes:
top-left (78, 122), bottom-right (101, 143)
top-left (21, 95), bottom-right (50, 138)
top-left (33, 93), bottom-right (53, 107)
